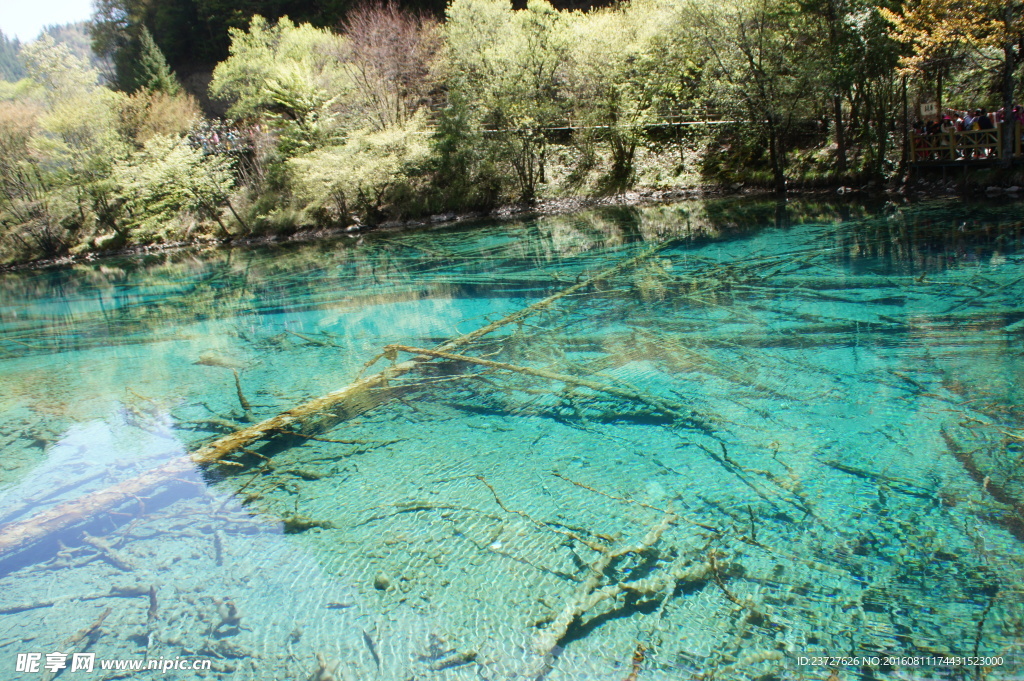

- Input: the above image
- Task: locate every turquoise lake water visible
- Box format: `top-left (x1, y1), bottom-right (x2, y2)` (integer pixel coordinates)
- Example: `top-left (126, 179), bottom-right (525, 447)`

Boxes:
top-left (0, 197), bottom-right (1022, 680)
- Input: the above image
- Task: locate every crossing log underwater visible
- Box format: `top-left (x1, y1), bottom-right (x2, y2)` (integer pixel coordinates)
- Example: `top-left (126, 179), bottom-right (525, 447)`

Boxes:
top-left (383, 344), bottom-right (712, 431)
top-left (0, 243), bottom-right (673, 562)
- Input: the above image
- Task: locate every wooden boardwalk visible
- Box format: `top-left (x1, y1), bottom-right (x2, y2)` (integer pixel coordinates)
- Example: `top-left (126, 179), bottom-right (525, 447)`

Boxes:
top-left (911, 124), bottom-right (1024, 167)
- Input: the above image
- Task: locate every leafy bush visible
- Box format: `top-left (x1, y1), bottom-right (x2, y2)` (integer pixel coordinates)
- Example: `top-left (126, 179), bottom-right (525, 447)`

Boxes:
top-left (0, 37), bottom-right (130, 261)
top-left (118, 90), bottom-right (202, 145)
top-left (210, 16), bottom-right (351, 153)
top-left (112, 134), bottom-right (240, 242)
top-left (288, 113), bottom-right (432, 225)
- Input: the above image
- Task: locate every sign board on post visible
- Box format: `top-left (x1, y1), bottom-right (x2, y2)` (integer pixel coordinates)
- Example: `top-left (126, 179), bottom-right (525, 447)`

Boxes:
top-left (920, 102), bottom-right (938, 118)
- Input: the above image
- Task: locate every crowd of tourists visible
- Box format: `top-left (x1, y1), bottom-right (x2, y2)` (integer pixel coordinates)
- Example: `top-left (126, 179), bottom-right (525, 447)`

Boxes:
top-left (186, 121), bottom-right (257, 155)
top-left (913, 106), bottom-right (1024, 160)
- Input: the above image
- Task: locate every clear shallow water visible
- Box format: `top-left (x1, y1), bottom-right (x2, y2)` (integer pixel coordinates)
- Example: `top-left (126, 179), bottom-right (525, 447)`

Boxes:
top-left (0, 198), bottom-right (1022, 680)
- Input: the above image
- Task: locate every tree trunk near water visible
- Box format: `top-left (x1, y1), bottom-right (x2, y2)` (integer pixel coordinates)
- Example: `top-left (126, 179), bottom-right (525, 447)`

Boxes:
top-left (900, 76), bottom-right (908, 175)
top-left (767, 116), bottom-right (786, 193)
top-left (224, 198), bottom-right (250, 234)
top-left (1000, 12), bottom-right (1017, 166)
top-left (833, 94), bottom-right (847, 175)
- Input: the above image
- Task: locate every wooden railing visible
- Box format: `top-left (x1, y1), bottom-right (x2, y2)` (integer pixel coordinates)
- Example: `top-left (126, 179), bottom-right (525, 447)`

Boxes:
top-left (912, 123), bottom-right (1022, 163)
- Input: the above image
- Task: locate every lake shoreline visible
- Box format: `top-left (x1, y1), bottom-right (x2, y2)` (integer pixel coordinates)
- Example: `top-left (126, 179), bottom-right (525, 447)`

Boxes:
top-left (0, 179), bottom-right (982, 274)
top-left (0, 185), bottom-right (723, 273)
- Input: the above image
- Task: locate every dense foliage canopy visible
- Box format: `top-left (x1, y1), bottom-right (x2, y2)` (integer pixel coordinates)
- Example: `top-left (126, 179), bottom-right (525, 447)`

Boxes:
top-left (0, 0), bottom-right (1021, 265)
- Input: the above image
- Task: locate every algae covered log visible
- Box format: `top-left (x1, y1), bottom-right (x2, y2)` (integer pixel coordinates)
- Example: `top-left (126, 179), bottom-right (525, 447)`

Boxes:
top-left (519, 510), bottom-right (714, 680)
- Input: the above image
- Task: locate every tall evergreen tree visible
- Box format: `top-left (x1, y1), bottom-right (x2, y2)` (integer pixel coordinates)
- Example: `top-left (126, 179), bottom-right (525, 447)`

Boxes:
top-left (92, 12), bottom-right (182, 94)
top-left (134, 26), bottom-right (182, 94)
top-left (0, 30), bottom-right (26, 82)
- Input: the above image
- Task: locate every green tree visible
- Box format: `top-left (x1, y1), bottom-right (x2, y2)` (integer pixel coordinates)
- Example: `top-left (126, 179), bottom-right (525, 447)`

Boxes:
top-left (794, 0), bottom-right (905, 177)
top-left (686, 0), bottom-right (826, 192)
top-left (210, 16), bottom-right (350, 152)
top-left (445, 0), bottom-right (572, 202)
top-left (0, 99), bottom-right (54, 258)
top-left (90, 0), bottom-right (146, 91)
top-left (133, 26), bottom-right (182, 94)
top-left (90, 7), bottom-right (182, 94)
top-left (4, 36), bottom-right (129, 256)
top-left (42, 22), bottom-right (108, 72)
top-left (882, 0), bottom-right (1024, 162)
top-left (112, 134), bottom-right (242, 240)
top-left (566, 0), bottom-right (705, 190)
top-left (21, 36), bottom-right (127, 189)
top-left (288, 112), bottom-right (432, 225)
top-left (91, 0), bottom-right (219, 86)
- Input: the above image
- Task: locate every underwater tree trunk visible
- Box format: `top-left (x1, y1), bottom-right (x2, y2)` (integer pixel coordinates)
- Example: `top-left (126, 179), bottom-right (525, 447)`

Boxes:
top-left (383, 345), bottom-right (710, 429)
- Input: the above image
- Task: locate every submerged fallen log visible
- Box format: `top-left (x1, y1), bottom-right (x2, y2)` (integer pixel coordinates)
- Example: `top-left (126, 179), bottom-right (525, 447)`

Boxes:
top-left (384, 345), bottom-right (712, 431)
top-left (940, 428), bottom-right (1024, 541)
top-left (0, 244), bottom-right (671, 562)
top-left (193, 242), bottom-right (674, 466)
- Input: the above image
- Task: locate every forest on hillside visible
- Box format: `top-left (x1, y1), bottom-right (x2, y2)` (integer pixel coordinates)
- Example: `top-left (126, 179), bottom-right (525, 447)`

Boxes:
top-left (0, 0), bottom-right (1022, 265)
